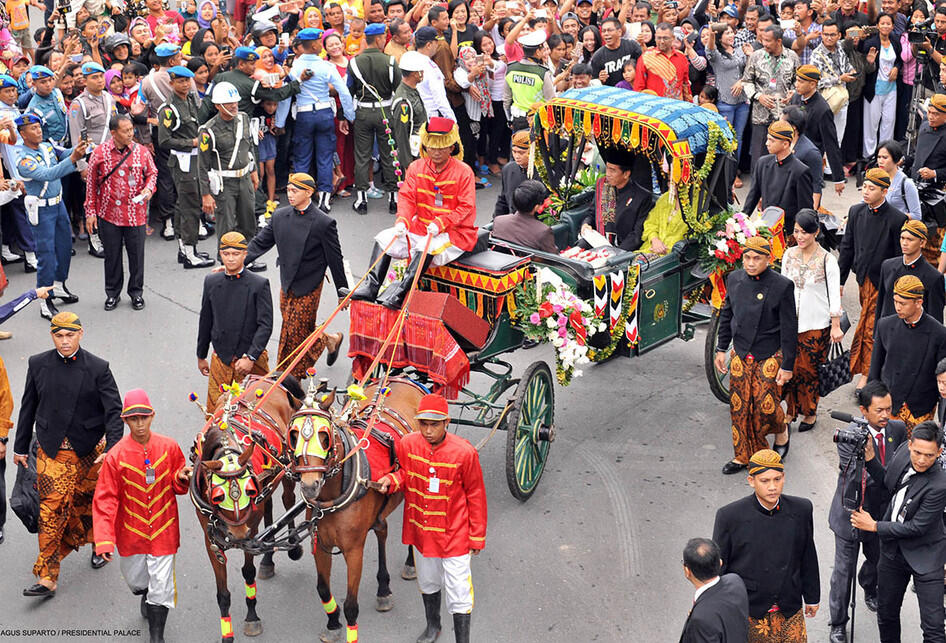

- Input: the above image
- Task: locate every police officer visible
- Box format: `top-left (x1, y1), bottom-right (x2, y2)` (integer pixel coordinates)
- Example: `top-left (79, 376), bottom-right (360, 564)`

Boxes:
top-left (390, 50), bottom-right (427, 184)
top-left (198, 47), bottom-right (300, 123)
top-left (0, 73), bottom-right (36, 273)
top-left (15, 114), bottom-right (86, 320)
top-left (349, 23), bottom-right (401, 215)
top-left (68, 62), bottom-right (115, 259)
top-left (157, 66), bottom-right (214, 270)
top-left (24, 66), bottom-right (67, 146)
top-left (134, 42), bottom-right (186, 241)
top-left (504, 31), bottom-right (555, 132)
top-left (197, 82), bottom-right (265, 272)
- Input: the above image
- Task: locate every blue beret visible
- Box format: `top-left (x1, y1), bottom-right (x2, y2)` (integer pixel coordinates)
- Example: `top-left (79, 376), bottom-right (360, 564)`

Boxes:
top-left (364, 22), bottom-right (386, 36)
top-left (29, 65), bottom-right (54, 79)
top-left (297, 27), bottom-right (323, 41)
top-left (154, 43), bottom-right (180, 57)
top-left (81, 62), bottom-right (106, 75)
top-left (167, 65), bottom-right (194, 78)
top-left (0, 74), bottom-right (17, 88)
top-left (15, 113), bottom-right (42, 128)
top-left (233, 46), bottom-right (259, 61)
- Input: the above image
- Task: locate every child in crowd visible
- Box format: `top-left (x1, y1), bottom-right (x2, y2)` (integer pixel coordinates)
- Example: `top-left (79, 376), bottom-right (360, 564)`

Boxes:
top-left (345, 17), bottom-right (366, 56)
top-left (615, 59), bottom-right (635, 89)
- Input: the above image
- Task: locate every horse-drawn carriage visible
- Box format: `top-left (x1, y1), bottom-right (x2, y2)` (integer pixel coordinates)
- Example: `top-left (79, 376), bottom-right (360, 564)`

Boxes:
top-left (186, 87), bottom-right (778, 642)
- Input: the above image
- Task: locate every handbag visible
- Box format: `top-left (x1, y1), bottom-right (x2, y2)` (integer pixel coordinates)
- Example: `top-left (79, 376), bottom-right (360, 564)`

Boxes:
top-left (821, 84), bottom-right (849, 114)
top-left (819, 341), bottom-right (853, 397)
top-left (10, 438), bottom-right (39, 534)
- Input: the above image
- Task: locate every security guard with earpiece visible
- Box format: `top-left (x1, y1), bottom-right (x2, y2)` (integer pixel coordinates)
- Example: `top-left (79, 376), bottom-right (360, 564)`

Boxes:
top-left (197, 82), bottom-right (266, 272)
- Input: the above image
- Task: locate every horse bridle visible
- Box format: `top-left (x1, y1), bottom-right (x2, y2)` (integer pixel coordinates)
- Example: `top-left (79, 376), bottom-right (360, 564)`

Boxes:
top-left (289, 408), bottom-right (341, 476)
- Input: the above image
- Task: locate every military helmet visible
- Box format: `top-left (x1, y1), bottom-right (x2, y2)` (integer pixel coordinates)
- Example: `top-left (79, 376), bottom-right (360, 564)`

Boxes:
top-left (211, 81), bottom-right (240, 105)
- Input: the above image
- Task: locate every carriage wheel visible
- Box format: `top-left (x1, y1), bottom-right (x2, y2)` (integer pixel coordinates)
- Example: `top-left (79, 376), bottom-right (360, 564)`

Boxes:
top-left (704, 308), bottom-right (732, 404)
top-left (505, 361), bottom-right (555, 502)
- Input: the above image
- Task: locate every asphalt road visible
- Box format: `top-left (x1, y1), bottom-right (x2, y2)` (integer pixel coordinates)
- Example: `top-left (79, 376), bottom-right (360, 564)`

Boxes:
top-left (0, 173), bottom-right (926, 642)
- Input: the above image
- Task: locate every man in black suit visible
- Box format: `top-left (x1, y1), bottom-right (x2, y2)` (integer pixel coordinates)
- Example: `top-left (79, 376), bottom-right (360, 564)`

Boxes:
top-left (869, 275), bottom-right (946, 433)
top-left (491, 180), bottom-right (558, 255)
top-left (742, 121), bottom-right (814, 238)
top-left (679, 538), bottom-right (749, 643)
top-left (935, 358), bottom-right (946, 428)
top-left (713, 449), bottom-right (820, 640)
top-left (492, 130), bottom-right (529, 219)
top-left (789, 64), bottom-right (845, 197)
top-left (851, 421), bottom-right (946, 643)
top-left (581, 158), bottom-right (654, 252)
top-left (197, 231), bottom-right (273, 409)
top-left (244, 172), bottom-right (348, 381)
top-left (12, 311), bottom-right (123, 597)
top-left (827, 381), bottom-right (907, 643)
top-left (874, 220), bottom-right (945, 325)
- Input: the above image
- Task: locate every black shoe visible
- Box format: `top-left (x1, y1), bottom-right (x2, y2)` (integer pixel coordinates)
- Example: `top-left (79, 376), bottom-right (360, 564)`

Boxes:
top-left (325, 332), bottom-right (344, 366)
top-left (829, 624), bottom-right (847, 643)
top-left (853, 387), bottom-right (864, 401)
top-left (453, 613), bottom-right (470, 643)
top-left (417, 592), bottom-right (442, 643)
top-left (104, 296), bottom-right (120, 311)
top-left (0, 528), bottom-right (4, 544)
top-left (88, 243), bottom-right (105, 259)
top-left (24, 261), bottom-right (36, 273)
top-left (865, 594), bottom-right (878, 612)
top-left (133, 589), bottom-right (148, 617)
top-left (247, 260), bottom-right (266, 272)
top-left (798, 420), bottom-right (816, 432)
top-left (378, 252), bottom-right (433, 309)
top-left (773, 437), bottom-right (790, 460)
top-left (721, 461), bottom-right (747, 475)
top-left (39, 299), bottom-right (58, 320)
top-left (23, 583), bottom-right (55, 598)
top-left (388, 193), bottom-right (397, 214)
top-left (353, 190), bottom-right (368, 215)
top-left (91, 552), bottom-right (108, 569)
top-left (131, 296), bottom-right (145, 310)
top-left (52, 283), bottom-right (79, 304)
top-left (146, 603), bottom-right (168, 643)
top-left (1, 252), bottom-right (22, 265)
top-left (351, 243), bottom-right (391, 302)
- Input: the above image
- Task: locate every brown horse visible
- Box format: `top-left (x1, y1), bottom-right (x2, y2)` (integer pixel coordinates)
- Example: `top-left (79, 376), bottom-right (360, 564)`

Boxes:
top-left (289, 378), bottom-right (426, 643)
top-left (190, 374), bottom-right (304, 642)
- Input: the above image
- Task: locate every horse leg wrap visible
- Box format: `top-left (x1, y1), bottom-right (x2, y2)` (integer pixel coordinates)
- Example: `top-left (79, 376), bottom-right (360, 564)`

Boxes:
top-left (346, 624), bottom-right (358, 642)
top-left (245, 583), bottom-right (257, 600)
top-left (220, 616), bottom-right (234, 640)
top-left (322, 596), bottom-right (338, 614)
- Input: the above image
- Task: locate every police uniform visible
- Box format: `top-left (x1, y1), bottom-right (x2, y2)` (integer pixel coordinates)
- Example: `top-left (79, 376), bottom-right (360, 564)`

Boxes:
top-left (503, 31), bottom-right (555, 131)
top-left (197, 94), bottom-right (259, 246)
top-left (197, 48), bottom-right (300, 123)
top-left (390, 51), bottom-right (427, 181)
top-left (157, 66), bottom-right (213, 268)
top-left (15, 114), bottom-right (80, 305)
top-left (0, 73), bottom-right (36, 272)
top-left (24, 67), bottom-right (67, 145)
top-left (349, 23), bottom-right (402, 213)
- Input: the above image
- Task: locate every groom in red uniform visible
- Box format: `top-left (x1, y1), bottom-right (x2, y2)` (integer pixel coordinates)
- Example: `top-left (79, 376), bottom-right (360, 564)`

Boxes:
top-left (378, 394), bottom-right (488, 643)
top-left (350, 117), bottom-right (478, 308)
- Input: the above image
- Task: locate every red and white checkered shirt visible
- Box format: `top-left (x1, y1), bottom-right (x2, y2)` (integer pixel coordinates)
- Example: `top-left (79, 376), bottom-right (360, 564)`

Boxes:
top-left (85, 139), bottom-right (158, 227)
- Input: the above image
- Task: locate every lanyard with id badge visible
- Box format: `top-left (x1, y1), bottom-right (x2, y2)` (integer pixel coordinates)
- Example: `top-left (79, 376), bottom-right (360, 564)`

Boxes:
top-left (145, 450), bottom-right (155, 485)
top-left (428, 467), bottom-right (440, 493)
top-left (434, 185), bottom-right (443, 209)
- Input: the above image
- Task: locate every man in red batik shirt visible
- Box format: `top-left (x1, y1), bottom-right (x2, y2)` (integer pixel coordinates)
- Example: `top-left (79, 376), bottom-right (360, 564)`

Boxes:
top-left (633, 23), bottom-right (692, 101)
top-left (92, 388), bottom-right (191, 643)
top-left (350, 117), bottom-right (478, 308)
top-left (85, 114), bottom-right (157, 313)
top-left (379, 394), bottom-right (487, 643)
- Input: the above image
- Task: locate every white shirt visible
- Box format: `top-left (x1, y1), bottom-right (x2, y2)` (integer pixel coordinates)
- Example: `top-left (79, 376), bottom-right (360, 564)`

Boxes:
top-left (891, 467), bottom-right (917, 523)
top-left (693, 576), bottom-right (720, 603)
top-left (781, 246), bottom-right (843, 333)
top-left (418, 56), bottom-right (456, 121)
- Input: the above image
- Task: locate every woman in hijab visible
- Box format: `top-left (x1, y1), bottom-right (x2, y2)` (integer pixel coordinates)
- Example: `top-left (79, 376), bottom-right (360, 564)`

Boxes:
top-left (105, 69), bottom-right (131, 113)
top-left (197, 0), bottom-right (217, 29)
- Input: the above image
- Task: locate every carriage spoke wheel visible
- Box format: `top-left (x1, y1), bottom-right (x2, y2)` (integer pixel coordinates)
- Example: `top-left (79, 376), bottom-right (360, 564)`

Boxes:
top-left (704, 308), bottom-right (732, 404)
top-left (505, 361), bottom-right (555, 502)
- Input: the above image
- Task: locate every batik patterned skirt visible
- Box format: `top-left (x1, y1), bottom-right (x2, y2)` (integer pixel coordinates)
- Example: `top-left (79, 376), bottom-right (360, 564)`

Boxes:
top-left (279, 285), bottom-right (327, 380)
top-left (748, 609), bottom-right (807, 642)
top-left (850, 280), bottom-right (878, 377)
top-left (729, 352), bottom-right (784, 464)
top-left (784, 328), bottom-right (831, 420)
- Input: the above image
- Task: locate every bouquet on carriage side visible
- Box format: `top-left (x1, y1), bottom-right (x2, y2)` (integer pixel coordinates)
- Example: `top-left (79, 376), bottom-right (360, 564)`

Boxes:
top-left (513, 268), bottom-right (606, 386)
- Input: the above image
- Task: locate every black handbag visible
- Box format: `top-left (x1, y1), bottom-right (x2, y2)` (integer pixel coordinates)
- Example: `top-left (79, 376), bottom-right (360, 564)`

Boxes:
top-left (10, 438), bottom-right (39, 534)
top-left (819, 341), bottom-right (853, 397)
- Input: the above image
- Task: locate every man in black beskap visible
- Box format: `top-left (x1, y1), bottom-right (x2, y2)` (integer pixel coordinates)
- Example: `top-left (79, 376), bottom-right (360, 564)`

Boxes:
top-left (874, 220), bottom-right (945, 326)
top-left (713, 449), bottom-right (820, 640)
top-left (852, 421), bottom-right (946, 643)
top-left (590, 16), bottom-right (642, 87)
top-left (789, 64), bottom-right (844, 196)
top-left (826, 381), bottom-right (906, 643)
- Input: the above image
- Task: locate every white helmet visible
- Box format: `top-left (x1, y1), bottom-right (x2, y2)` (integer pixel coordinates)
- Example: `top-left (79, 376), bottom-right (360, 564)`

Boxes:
top-left (211, 82), bottom-right (240, 105)
top-left (398, 51), bottom-right (427, 73)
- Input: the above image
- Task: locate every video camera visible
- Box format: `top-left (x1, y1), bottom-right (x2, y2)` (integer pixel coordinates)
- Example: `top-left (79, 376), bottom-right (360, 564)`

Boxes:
top-left (832, 411), bottom-right (871, 450)
top-left (907, 17), bottom-right (937, 45)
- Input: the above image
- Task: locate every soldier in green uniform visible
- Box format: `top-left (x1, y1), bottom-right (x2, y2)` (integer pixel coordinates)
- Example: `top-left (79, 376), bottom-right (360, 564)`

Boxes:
top-left (390, 50), bottom-right (427, 182)
top-left (197, 82), bottom-right (266, 272)
top-left (503, 31), bottom-right (556, 132)
top-left (349, 23), bottom-right (401, 215)
top-left (197, 47), bottom-right (301, 124)
top-left (157, 66), bottom-right (214, 270)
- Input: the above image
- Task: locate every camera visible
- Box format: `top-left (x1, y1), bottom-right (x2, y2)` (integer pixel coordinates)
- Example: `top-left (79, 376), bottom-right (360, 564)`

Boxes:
top-left (833, 426), bottom-right (870, 448)
top-left (126, 0), bottom-right (148, 18)
top-left (908, 17), bottom-right (937, 44)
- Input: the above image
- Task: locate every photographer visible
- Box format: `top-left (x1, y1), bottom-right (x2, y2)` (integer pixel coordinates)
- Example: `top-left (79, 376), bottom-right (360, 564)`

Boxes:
top-left (827, 381), bottom-right (907, 643)
top-left (851, 421), bottom-right (946, 642)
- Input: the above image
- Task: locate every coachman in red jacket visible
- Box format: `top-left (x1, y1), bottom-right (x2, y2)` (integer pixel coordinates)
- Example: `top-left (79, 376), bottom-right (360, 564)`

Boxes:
top-left (92, 389), bottom-right (191, 643)
top-left (379, 394), bottom-right (488, 643)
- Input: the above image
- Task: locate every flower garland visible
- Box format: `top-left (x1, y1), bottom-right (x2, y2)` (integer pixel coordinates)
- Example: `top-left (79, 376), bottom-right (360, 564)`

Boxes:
top-left (681, 121), bottom-right (737, 235)
top-left (587, 265), bottom-right (638, 362)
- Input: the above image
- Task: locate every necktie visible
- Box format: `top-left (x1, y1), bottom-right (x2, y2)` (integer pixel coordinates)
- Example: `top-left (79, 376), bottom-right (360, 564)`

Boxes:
top-left (876, 433), bottom-right (885, 465)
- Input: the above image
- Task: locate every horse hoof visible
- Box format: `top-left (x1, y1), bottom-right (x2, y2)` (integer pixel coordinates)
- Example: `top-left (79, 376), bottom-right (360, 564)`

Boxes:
top-left (376, 594), bottom-right (393, 612)
top-left (319, 627), bottom-right (344, 642)
top-left (401, 565), bottom-right (417, 580)
top-left (288, 544), bottom-right (304, 561)
top-left (244, 619), bottom-right (263, 637)
top-left (258, 563), bottom-right (275, 580)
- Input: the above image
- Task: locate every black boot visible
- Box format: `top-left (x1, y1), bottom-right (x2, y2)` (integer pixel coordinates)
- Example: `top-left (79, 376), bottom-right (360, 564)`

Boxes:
top-left (351, 242), bottom-right (391, 301)
top-left (146, 603), bottom-right (168, 643)
top-left (417, 592), bottom-right (441, 643)
top-left (377, 252), bottom-right (432, 309)
top-left (453, 613), bottom-right (470, 643)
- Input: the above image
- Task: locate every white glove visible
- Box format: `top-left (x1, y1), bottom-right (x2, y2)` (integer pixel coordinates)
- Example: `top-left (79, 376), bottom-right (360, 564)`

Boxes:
top-left (394, 221), bottom-right (407, 237)
top-left (427, 221), bottom-right (440, 236)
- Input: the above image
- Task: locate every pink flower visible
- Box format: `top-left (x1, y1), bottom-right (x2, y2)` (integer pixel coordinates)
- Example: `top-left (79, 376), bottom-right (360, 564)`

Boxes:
top-left (557, 315), bottom-right (568, 327)
top-left (557, 327), bottom-right (568, 338)
top-left (529, 312), bottom-right (541, 324)
top-left (553, 304), bottom-right (564, 313)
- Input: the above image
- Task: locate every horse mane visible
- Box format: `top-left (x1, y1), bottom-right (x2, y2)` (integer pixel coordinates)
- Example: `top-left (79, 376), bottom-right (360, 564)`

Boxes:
top-left (200, 424), bottom-right (228, 462)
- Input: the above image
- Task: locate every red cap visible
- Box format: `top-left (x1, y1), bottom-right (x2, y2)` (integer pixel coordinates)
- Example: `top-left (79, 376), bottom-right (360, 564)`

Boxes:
top-left (414, 393), bottom-right (449, 421)
top-left (426, 117), bottom-right (455, 135)
top-left (121, 388), bottom-right (155, 417)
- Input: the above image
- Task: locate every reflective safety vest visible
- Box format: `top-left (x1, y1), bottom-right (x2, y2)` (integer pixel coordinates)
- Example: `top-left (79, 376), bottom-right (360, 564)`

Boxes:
top-left (505, 60), bottom-right (547, 117)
